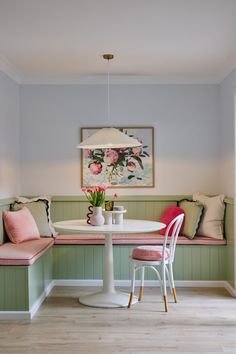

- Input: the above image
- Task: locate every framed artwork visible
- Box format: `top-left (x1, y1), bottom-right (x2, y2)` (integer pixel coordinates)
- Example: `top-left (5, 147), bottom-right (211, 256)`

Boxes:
top-left (80, 126), bottom-right (154, 188)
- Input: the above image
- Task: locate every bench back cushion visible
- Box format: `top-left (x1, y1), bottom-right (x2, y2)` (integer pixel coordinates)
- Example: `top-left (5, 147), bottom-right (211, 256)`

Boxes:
top-left (159, 205), bottom-right (184, 235)
top-left (178, 200), bottom-right (203, 239)
top-left (12, 196), bottom-right (57, 237)
top-left (193, 193), bottom-right (225, 239)
top-left (3, 207), bottom-right (40, 243)
top-left (11, 200), bottom-right (53, 237)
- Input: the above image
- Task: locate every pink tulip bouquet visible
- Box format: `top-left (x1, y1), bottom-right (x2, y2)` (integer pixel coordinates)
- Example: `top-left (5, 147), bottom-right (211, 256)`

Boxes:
top-left (82, 185), bottom-right (107, 207)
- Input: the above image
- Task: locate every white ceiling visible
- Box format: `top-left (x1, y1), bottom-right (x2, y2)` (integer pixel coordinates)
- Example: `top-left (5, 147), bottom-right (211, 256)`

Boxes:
top-left (0, 0), bottom-right (236, 84)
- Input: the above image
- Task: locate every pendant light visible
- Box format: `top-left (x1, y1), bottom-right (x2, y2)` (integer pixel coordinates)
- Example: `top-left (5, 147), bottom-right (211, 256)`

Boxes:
top-left (77, 54), bottom-right (141, 149)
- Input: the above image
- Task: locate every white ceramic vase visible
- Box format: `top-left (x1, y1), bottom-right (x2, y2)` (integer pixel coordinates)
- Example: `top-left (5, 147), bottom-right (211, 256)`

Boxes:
top-left (90, 206), bottom-right (105, 226)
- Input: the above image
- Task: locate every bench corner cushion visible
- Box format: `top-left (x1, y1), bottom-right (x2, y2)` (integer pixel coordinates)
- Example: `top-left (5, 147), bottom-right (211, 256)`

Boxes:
top-left (0, 238), bottom-right (54, 266)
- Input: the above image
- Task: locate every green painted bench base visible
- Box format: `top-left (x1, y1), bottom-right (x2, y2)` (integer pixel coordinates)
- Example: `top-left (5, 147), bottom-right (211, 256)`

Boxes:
top-left (0, 243), bottom-right (230, 317)
top-left (53, 244), bottom-right (226, 281)
top-left (0, 248), bottom-right (53, 317)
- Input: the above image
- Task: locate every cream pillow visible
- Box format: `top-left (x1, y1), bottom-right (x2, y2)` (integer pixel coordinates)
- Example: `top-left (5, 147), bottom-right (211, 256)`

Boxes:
top-left (192, 192), bottom-right (225, 240)
top-left (12, 196), bottom-right (57, 237)
top-left (11, 200), bottom-right (52, 237)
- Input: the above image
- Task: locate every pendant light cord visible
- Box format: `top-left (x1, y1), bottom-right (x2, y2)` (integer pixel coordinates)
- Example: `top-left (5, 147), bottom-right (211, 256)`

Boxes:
top-left (107, 58), bottom-right (110, 125)
top-left (103, 54), bottom-right (114, 126)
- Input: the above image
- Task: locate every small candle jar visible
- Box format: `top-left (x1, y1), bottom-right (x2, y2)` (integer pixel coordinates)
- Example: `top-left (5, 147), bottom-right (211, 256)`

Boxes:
top-left (113, 206), bottom-right (124, 225)
top-left (104, 211), bottom-right (113, 225)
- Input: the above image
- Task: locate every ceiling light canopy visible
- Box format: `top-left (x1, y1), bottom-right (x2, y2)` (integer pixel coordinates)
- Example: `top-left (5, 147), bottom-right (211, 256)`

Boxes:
top-left (77, 54), bottom-right (141, 150)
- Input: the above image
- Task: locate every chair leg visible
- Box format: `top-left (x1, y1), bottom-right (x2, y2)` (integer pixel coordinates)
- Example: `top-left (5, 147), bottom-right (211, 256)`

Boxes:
top-left (128, 263), bottom-right (136, 308)
top-left (163, 294), bottom-right (168, 313)
top-left (138, 267), bottom-right (145, 301)
top-left (169, 263), bottom-right (177, 303)
top-left (172, 288), bottom-right (177, 303)
top-left (162, 264), bottom-right (168, 312)
top-left (128, 292), bottom-right (133, 308)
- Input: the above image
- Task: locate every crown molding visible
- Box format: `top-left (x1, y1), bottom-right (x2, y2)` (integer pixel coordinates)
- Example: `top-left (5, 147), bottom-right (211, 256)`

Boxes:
top-left (0, 54), bottom-right (22, 83)
top-left (0, 54), bottom-right (235, 85)
top-left (215, 48), bottom-right (236, 83)
top-left (21, 74), bottom-right (221, 85)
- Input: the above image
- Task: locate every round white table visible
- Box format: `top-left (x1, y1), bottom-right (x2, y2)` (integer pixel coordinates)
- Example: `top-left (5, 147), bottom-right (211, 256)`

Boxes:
top-left (54, 219), bottom-right (165, 308)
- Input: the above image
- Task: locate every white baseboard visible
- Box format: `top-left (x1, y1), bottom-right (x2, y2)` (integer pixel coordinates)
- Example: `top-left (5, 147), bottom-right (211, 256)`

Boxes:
top-left (223, 281), bottom-right (236, 297)
top-left (54, 279), bottom-right (236, 297)
top-left (53, 279), bottom-right (226, 288)
top-left (1, 279), bottom-right (235, 320)
top-left (0, 311), bottom-right (32, 320)
top-left (29, 281), bottom-right (54, 318)
top-left (54, 279), bottom-right (103, 287)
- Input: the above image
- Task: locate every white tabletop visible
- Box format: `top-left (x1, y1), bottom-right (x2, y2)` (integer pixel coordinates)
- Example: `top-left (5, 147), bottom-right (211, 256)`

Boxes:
top-left (54, 219), bottom-right (165, 234)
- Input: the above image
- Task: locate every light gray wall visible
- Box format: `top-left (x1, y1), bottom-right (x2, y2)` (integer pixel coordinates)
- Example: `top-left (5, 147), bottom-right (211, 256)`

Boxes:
top-left (219, 69), bottom-right (236, 197)
top-left (0, 72), bottom-right (20, 198)
top-left (19, 84), bottom-right (220, 196)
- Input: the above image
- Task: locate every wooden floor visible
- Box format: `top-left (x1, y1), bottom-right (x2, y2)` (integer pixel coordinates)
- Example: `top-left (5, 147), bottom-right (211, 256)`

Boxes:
top-left (0, 286), bottom-right (236, 353)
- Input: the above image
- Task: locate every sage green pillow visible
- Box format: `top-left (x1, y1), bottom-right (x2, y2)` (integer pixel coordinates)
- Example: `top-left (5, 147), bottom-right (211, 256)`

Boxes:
top-left (178, 200), bottom-right (203, 239)
top-left (11, 201), bottom-right (52, 237)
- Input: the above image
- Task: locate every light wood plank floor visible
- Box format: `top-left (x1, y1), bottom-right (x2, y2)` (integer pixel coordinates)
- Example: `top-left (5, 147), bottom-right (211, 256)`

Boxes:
top-left (0, 287), bottom-right (236, 354)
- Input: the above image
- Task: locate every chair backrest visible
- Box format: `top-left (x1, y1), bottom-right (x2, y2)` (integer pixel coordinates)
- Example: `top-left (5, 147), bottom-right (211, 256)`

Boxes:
top-left (162, 213), bottom-right (184, 262)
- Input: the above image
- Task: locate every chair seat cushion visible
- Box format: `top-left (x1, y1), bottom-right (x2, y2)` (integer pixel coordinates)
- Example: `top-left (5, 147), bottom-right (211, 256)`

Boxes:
top-left (132, 245), bottom-right (170, 261)
top-left (0, 238), bottom-right (54, 266)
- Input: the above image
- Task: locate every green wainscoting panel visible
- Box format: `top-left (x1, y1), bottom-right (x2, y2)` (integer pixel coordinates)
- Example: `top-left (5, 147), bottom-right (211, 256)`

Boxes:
top-left (175, 246), bottom-right (226, 281)
top-left (224, 200), bottom-right (234, 287)
top-left (51, 199), bottom-right (89, 223)
top-left (50, 195), bottom-right (188, 223)
top-left (52, 244), bottom-right (227, 281)
top-left (28, 247), bottom-right (53, 309)
top-left (53, 245), bottom-right (104, 279)
top-left (0, 266), bottom-right (28, 311)
top-left (113, 246), bottom-right (133, 280)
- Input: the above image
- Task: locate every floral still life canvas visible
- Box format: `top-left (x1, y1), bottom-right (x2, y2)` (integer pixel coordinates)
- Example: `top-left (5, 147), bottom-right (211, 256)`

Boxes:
top-left (80, 127), bottom-right (154, 188)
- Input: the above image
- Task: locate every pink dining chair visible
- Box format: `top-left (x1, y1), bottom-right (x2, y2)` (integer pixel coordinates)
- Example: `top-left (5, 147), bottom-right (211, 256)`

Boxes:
top-left (128, 213), bottom-right (184, 312)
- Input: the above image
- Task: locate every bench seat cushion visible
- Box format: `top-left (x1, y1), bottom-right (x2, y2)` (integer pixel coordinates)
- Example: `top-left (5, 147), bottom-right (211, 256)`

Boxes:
top-left (0, 238), bottom-right (54, 266)
top-left (54, 233), bottom-right (226, 246)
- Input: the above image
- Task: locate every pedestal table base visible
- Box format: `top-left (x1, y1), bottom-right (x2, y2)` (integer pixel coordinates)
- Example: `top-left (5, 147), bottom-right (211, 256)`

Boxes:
top-left (79, 290), bottom-right (138, 308)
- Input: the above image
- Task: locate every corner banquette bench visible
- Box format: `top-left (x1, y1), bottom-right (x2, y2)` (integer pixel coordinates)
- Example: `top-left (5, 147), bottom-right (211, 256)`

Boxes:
top-left (0, 195), bottom-right (234, 319)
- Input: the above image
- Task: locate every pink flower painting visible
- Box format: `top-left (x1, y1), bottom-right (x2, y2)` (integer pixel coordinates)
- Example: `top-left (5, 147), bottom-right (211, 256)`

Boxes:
top-left (81, 127), bottom-right (154, 188)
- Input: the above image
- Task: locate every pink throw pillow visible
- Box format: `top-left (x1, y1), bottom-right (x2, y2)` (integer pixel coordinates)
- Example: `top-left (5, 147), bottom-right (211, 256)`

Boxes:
top-left (159, 205), bottom-right (184, 236)
top-left (3, 207), bottom-right (40, 244)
